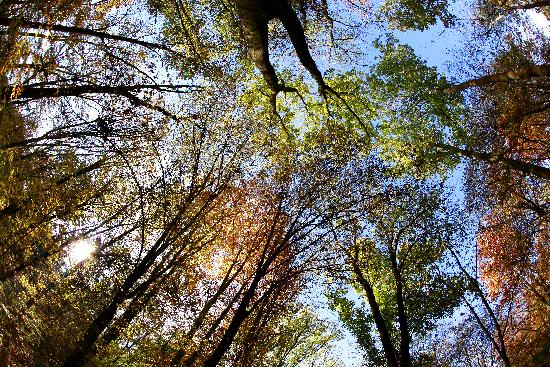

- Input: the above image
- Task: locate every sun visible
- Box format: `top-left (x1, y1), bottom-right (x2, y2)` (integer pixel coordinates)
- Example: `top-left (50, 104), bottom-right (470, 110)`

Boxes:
top-left (67, 239), bottom-right (96, 264)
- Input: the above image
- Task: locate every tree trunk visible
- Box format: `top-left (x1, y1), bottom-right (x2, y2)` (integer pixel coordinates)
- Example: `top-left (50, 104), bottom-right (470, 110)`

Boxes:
top-left (449, 249), bottom-right (512, 367)
top-left (0, 158), bottom-right (107, 222)
top-left (388, 248), bottom-right (412, 367)
top-left (2, 84), bottom-right (196, 101)
top-left (62, 292), bottom-right (125, 367)
top-left (443, 64), bottom-right (550, 94)
top-left (275, 0), bottom-right (326, 90)
top-left (436, 143), bottom-right (550, 180)
top-left (201, 269), bottom-right (265, 367)
top-left (506, 1), bottom-right (550, 11)
top-left (233, 0), bottom-right (326, 92)
top-left (235, 0), bottom-right (280, 91)
top-left (349, 256), bottom-right (399, 367)
top-left (60, 196), bottom-right (206, 367)
top-left (169, 260), bottom-right (244, 367)
top-left (95, 285), bottom-right (158, 351)
top-left (178, 285), bottom-right (246, 367)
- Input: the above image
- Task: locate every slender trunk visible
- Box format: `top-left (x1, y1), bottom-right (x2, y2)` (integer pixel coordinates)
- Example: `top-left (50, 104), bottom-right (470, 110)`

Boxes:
top-left (443, 64), bottom-right (550, 94)
top-left (199, 210), bottom-right (286, 367)
top-left (349, 256), bottom-right (399, 367)
top-left (169, 260), bottom-right (244, 367)
top-left (179, 284), bottom-right (247, 367)
top-left (234, 0), bottom-right (326, 93)
top-left (0, 202), bottom-right (136, 283)
top-left (2, 83), bottom-right (197, 101)
top-left (275, 0), bottom-right (326, 90)
top-left (449, 249), bottom-right (511, 367)
top-left (388, 248), bottom-right (412, 367)
top-left (0, 158), bottom-right (109, 281)
top-left (96, 286), bottom-right (158, 350)
top-left (1, 130), bottom-right (99, 150)
top-left (61, 194), bottom-right (212, 367)
top-left (201, 269), bottom-right (266, 367)
top-left (62, 291), bottom-right (125, 367)
top-left (436, 143), bottom-right (550, 180)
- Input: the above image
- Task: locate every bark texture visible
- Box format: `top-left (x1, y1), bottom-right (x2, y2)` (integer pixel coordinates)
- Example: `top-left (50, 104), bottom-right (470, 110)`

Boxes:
top-left (349, 254), bottom-right (400, 367)
top-left (233, 0), bottom-right (327, 93)
top-left (443, 64), bottom-right (550, 94)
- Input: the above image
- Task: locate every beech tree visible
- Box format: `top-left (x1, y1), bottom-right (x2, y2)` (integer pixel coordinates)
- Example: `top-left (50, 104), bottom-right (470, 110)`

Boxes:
top-left (329, 181), bottom-right (464, 367)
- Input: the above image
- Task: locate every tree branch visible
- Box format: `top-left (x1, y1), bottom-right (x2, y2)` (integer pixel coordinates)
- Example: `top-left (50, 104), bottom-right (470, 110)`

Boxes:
top-left (444, 64), bottom-right (550, 94)
top-left (0, 17), bottom-right (173, 51)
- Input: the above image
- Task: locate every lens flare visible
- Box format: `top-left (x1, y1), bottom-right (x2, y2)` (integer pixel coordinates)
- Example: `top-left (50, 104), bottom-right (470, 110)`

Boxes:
top-left (67, 239), bottom-right (95, 264)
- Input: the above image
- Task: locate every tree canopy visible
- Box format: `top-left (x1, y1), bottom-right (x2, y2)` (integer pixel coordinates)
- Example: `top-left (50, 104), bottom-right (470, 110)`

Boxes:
top-left (0, 1), bottom-right (548, 367)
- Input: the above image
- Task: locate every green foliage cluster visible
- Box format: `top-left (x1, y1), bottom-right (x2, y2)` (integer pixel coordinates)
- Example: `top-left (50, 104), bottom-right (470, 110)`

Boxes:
top-left (379, 0), bottom-right (456, 30)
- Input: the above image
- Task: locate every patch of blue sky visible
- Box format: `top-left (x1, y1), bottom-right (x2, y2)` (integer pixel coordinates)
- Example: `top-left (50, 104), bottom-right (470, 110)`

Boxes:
top-left (300, 277), bottom-right (367, 367)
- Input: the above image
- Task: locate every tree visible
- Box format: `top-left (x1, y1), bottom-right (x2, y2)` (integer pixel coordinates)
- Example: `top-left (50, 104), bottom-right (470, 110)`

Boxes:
top-left (329, 181), bottom-right (464, 367)
top-left (476, 0), bottom-right (550, 26)
top-left (458, 31), bottom-right (549, 367)
top-left (364, 34), bottom-right (550, 181)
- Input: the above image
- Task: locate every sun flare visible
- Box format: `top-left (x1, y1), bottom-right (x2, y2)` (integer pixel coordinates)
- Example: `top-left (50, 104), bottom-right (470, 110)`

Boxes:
top-left (67, 239), bottom-right (96, 264)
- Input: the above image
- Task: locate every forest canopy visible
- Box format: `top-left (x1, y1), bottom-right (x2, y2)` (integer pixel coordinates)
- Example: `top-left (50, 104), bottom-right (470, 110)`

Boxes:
top-left (0, 0), bottom-right (548, 366)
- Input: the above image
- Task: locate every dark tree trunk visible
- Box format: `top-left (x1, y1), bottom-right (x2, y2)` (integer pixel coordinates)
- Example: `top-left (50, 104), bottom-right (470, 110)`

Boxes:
top-left (201, 270), bottom-right (265, 367)
top-left (62, 292), bottom-right (125, 367)
top-left (233, 0), bottom-right (326, 92)
top-left (449, 249), bottom-right (512, 367)
top-left (0, 158), bottom-right (107, 222)
top-left (388, 248), bottom-right (412, 367)
top-left (2, 83), bottom-right (196, 101)
top-left (96, 286), bottom-right (158, 351)
top-left (274, 0), bottom-right (326, 90)
top-left (506, 1), bottom-right (550, 11)
top-left (349, 256), bottom-right (399, 367)
top-left (60, 193), bottom-right (217, 367)
top-left (436, 143), bottom-right (550, 180)
top-left (169, 260), bottom-right (244, 367)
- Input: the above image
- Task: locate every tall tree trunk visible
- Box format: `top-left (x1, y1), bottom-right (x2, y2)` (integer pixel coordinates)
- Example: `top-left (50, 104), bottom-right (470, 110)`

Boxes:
top-left (448, 249), bottom-right (512, 367)
top-left (95, 284), bottom-right (159, 351)
top-left (233, 0), bottom-right (326, 92)
top-left (60, 193), bottom-right (214, 367)
top-left (62, 291), bottom-right (125, 367)
top-left (2, 83), bottom-right (196, 101)
top-left (169, 260), bottom-right (244, 367)
top-left (201, 269), bottom-right (266, 367)
top-left (235, 0), bottom-right (280, 91)
top-left (443, 64), bottom-right (550, 94)
top-left (199, 209), bottom-right (286, 367)
top-left (436, 143), bottom-right (550, 180)
top-left (388, 248), bottom-right (412, 367)
top-left (349, 255), bottom-right (399, 367)
top-left (177, 284), bottom-right (247, 367)
top-left (275, 0), bottom-right (326, 90)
